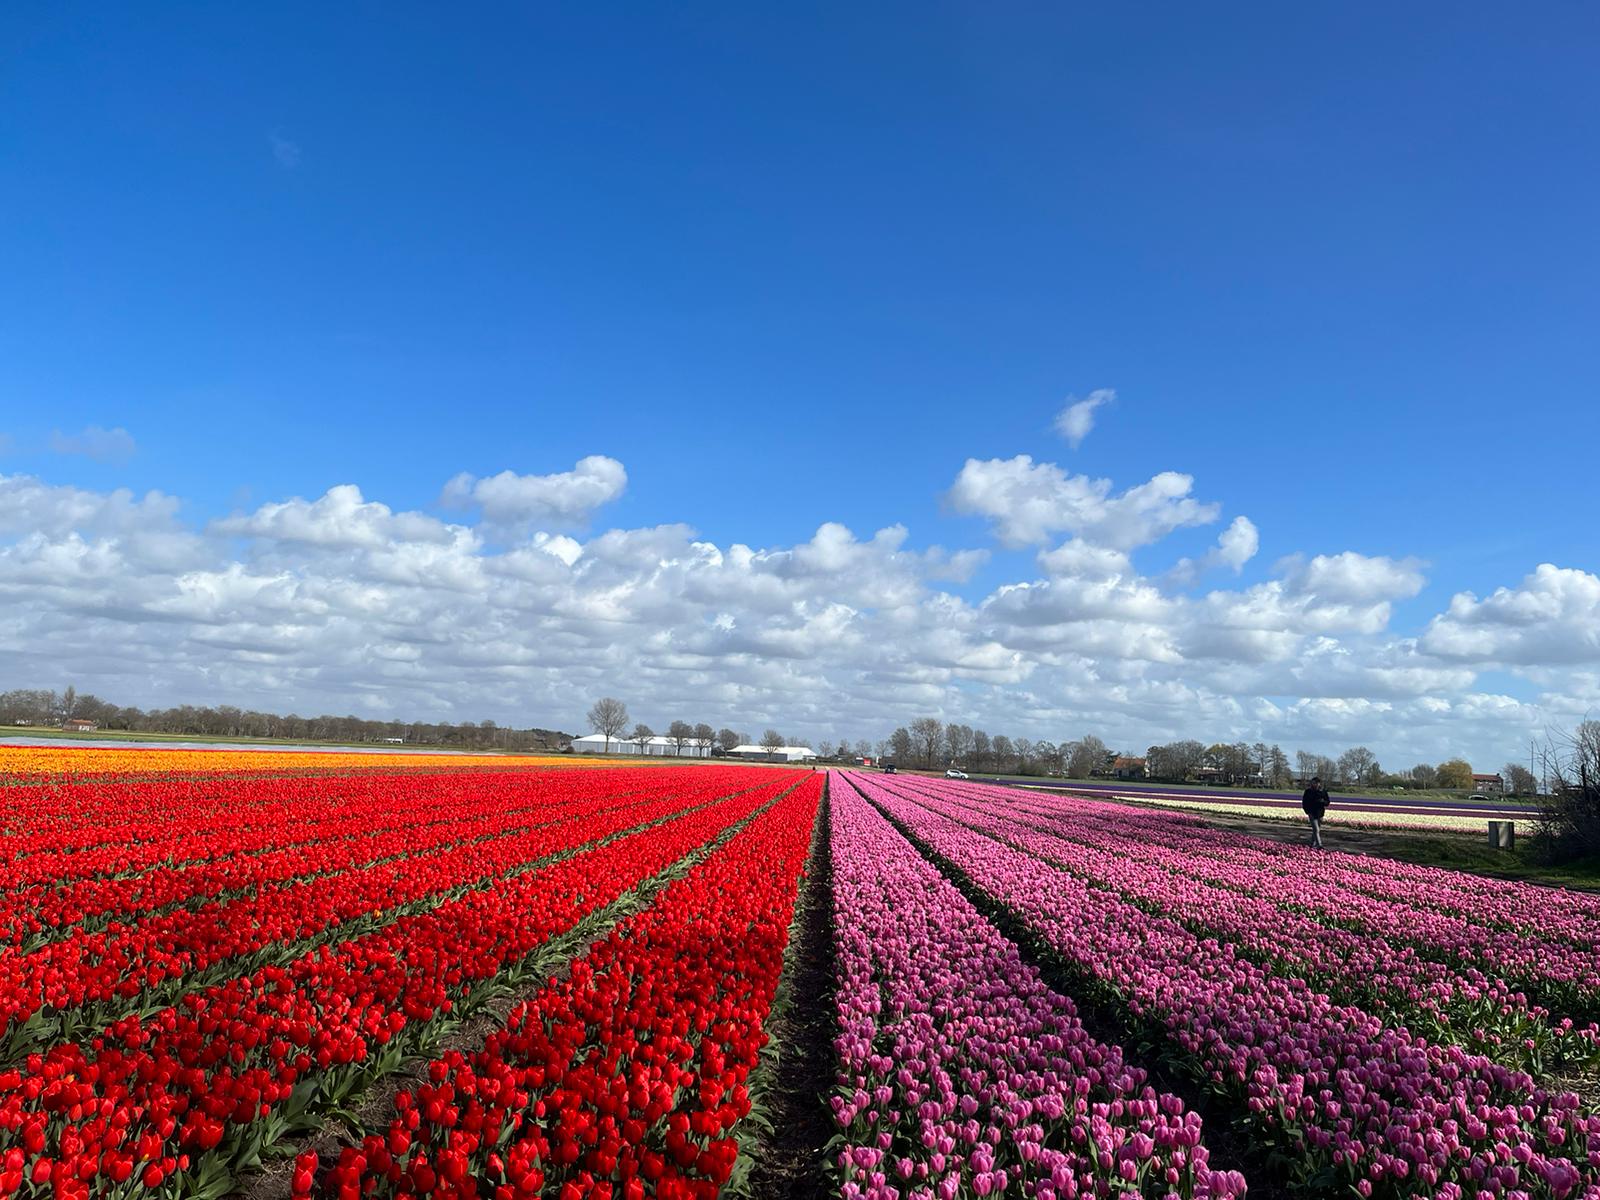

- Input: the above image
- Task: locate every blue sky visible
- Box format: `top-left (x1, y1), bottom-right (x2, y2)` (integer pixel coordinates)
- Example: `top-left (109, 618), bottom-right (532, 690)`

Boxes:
top-left (2, 4), bottom-right (1598, 767)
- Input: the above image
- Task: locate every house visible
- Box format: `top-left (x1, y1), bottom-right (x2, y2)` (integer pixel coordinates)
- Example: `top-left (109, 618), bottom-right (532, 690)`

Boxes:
top-left (570, 733), bottom-right (711, 757)
top-left (1111, 756), bottom-right (1147, 780)
top-left (728, 743), bottom-right (818, 763)
top-left (62, 718), bottom-right (99, 732)
top-left (1471, 773), bottom-right (1504, 795)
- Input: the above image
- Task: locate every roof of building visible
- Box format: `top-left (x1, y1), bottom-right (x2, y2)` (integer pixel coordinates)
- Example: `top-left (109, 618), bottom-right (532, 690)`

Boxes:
top-left (573, 733), bottom-right (701, 748)
top-left (730, 744), bottom-right (816, 756)
top-left (1472, 772), bottom-right (1503, 780)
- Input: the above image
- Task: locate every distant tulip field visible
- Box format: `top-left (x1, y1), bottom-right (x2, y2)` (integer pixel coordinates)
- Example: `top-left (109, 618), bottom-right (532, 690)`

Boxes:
top-left (2, 747), bottom-right (1597, 1199)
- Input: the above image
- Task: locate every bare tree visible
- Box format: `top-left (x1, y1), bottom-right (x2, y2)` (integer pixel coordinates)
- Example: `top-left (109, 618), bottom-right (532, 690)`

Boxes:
top-left (1533, 721), bottom-right (1600, 862)
top-left (854, 739), bottom-right (872, 761)
top-left (1013, 737), bottom-right (1034, 773)
top-left (1503, 762), bottom-right (1538, 796)
top-left (760, 729), bottom-right (785, 753)
top-left (991, 734), bottom-right (1013, 770)
top-left (1410, 763), bottom-right (1439, 788)
top-left (1337, 746), bottom-right (1379, 787)
top-left (667, 720), bottom-right (695, 757)
top-left (889, 727), bottom-right (914, 764)
top-left (909, 717), bottom-right (944, 768)
top-left (718, 728), bottom-right (742, 753)
top-left (971, 729), bottom-right (991, 772)
top-left (943, 723), bottom-right (974, 765)
top-left (630, 723), bottom-right (655, 755)
top-left (587, 697), bottom-right (629, 753)
top-left (1066, 734), bottom-right (1108, 780)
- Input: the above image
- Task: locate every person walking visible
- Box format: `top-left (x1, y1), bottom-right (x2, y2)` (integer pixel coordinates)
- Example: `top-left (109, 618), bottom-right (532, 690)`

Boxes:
top-left (1301, 776), bottom-right (1331, 848)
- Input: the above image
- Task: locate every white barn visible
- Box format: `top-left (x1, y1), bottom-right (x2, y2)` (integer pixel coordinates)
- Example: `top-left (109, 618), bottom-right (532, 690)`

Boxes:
top-left (571, 733), bottom-right (710, 757)
top-left (729, 743), bottom-right (818, 763)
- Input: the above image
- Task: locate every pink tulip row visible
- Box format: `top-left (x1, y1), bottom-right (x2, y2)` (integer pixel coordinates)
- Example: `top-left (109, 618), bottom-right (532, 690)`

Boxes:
top-left (956, 780), bottom-right (1600, 1023)
top-left (1001, 783), bottom-right (1600, 952)
top-left (845, 773), bottom-right (1599, 1199)
top-left (829, 778), bottom-right (1246, 1200)
top-left (883, 777), bottom-right (1597, 1074)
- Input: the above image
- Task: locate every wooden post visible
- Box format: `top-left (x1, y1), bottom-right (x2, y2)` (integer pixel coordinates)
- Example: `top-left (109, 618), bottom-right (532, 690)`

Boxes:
top-left (1487, 820), bottom-right (1516, 850)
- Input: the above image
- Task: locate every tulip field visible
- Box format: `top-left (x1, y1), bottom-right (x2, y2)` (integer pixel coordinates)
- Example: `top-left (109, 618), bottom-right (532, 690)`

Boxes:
top-left (3, 747), bottom-right (1599, 1199)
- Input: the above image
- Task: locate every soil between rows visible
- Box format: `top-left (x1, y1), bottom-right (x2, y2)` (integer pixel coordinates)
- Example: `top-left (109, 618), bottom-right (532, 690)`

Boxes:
top-left (740, 781), bottom-right (838, 1200)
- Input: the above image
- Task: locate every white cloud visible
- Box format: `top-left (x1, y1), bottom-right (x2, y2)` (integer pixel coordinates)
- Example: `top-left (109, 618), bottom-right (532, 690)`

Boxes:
top-left (0, 459), bottom-right (1583, 771)
top-left (214, 484), bottom-right (461, 549)
top-left (947, 455), bottom-right (1220, 549)
top-left (1053, 388), bottom-right (1115, 448)
top-left (1283, 551), bottom-right (1427, 604)
top-left (1422, 564), bottom-right (1600, 665)
top-left (442, 456), bottom-right (627, 528)
top-left (49, 425), bottom-right (137, 463)
top-left (1167, 515), bottom-right (1260, 585)
top-left (270, 133), bottom-right (302, 169)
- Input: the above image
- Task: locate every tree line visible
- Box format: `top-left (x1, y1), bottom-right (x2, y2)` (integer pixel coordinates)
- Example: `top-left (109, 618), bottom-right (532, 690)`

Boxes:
top-left (584, 697), bottom-right (811, 757)
top-left (0, 686), bottom-right (571, 751)
top-left (873, 718), bottom-right (1542, 795)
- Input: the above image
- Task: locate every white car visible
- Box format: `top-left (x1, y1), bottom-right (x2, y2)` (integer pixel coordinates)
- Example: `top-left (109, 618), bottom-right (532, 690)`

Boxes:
top-left (945, 768), bottom-right (969, 780)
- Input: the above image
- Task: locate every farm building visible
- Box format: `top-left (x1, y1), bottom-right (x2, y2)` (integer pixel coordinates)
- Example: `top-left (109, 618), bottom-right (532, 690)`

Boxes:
top-left (61, 718), bottom-right (99, 732)
top-left (1112, 756), bottom-right (1147, 780)
top-left (729, 743), bottom-right (818, 763)
top-left (1471, 772), bottom-right (1504, 794)
top-left (570, 733), bottom-right (711, 757)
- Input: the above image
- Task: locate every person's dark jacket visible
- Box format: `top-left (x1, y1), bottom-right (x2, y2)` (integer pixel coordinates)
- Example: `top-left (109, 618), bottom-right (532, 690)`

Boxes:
top-left (1301, 784), bottom-right (1330, 819)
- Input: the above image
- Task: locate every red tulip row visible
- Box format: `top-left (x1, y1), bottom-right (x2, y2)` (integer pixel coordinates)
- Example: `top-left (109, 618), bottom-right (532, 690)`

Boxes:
top-left (0, 768), bottom-right (793, 1200)
top-left (4, 769), bottom-right (649, 889)
top-left (305, 773), bottom-right (824, 1200)
top-left (6, 772), bottom-right (664, 945)
top-left (0, 782), bottom-right (735, 1057)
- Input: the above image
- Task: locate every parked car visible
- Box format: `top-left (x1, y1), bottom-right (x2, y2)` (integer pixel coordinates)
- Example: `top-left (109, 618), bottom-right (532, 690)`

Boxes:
top-left (945, 768), bottom-right (969, 779)
top-left (882, 762), bottom-right (897, 773)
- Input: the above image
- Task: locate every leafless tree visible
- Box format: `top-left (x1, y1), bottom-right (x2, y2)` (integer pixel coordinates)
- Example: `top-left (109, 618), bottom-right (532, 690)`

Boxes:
top-left (1066, 734), bottom-right (1108, 780)
top-left (909, 717), bottom-right (944, 768)
top-left (587, 697), bottom-right (629, 753)
top-left (630, 723), bottom-right (655, 755)
top-left (1503, 762), bottom-right (1537, 796)
top-left (1533, 721), bottom-right (1600, 862)
top-left (760, 728), bottom-right (785, 752)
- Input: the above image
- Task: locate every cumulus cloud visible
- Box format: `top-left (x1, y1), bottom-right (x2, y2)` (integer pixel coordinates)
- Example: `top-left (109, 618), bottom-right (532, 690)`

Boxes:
top-left (214, 484), bottom-right (461, 549)
top-left (1167, 516), bottom-right (1260, 585)
top-left (1422, 564), bottom-right (1600, 665)
top-left (442, 456), bottom-right (627, 528)
top-left (0, 457), bottom-right (1582, 770)
top-left (947, 455), bottom-right (1220, 549)
top-left (49, 425), bottom-right (137, 462)
top-left (1053, 388), bottom-right (1115, 448)
top-left (1282, 551), bottom-right (1426, 604)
